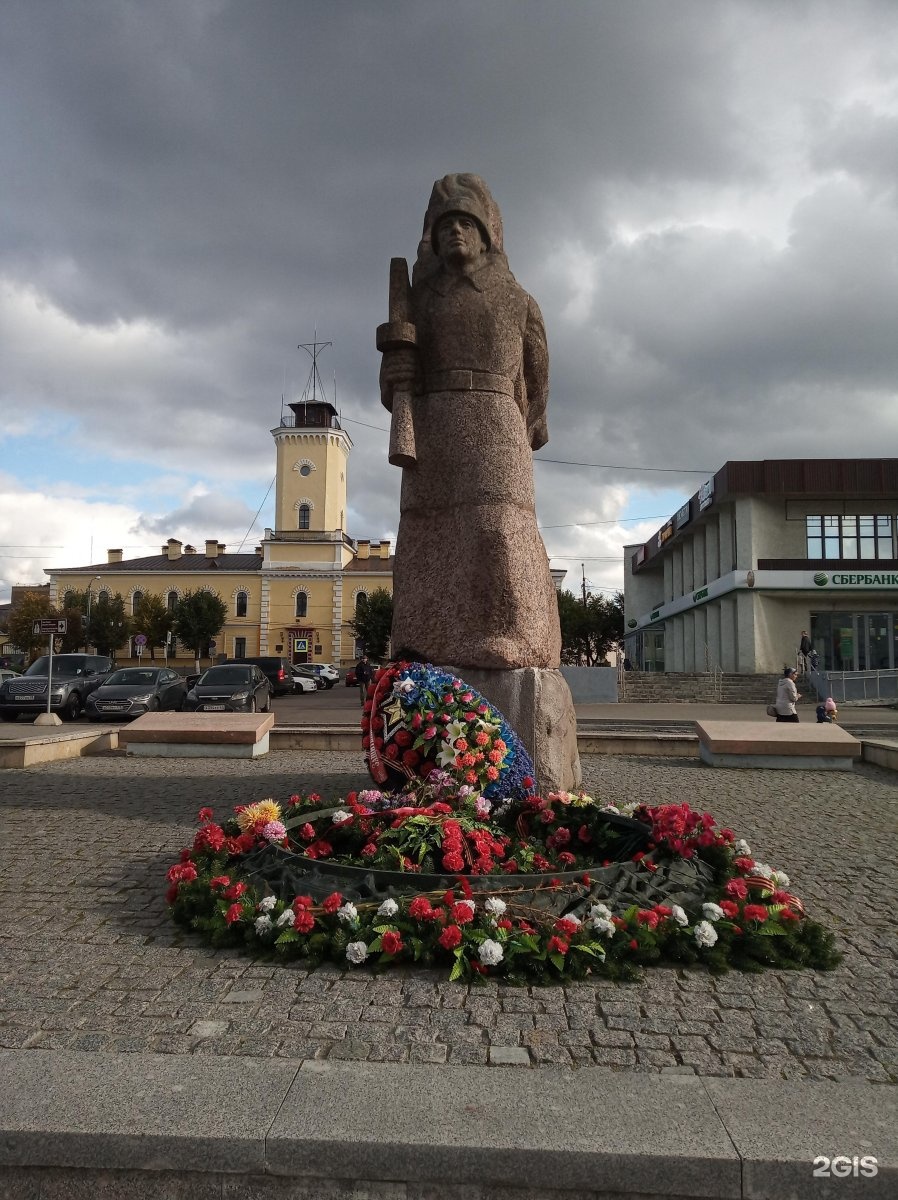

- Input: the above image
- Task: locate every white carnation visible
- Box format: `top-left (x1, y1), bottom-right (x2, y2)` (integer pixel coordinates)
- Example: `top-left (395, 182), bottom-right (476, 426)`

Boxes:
top-left (332, 810), bottom-right (352, 824)
top-left (694, 920), bottom-right (718, 948)
top-left (735, 839), bottom-right (752, 857)
top-left (590, 917), bottom-right (616, 937)
top-left (345, 941), bottom-right (369, 964)
top-left (257, 895), bottom-right (277, 912)
top-left (485, 897), bottom-right (506, 916)
top-left (772, 869), bottom-right (790, 887)
top-left (337, 902), bottom-right (358, 924)
top-left (276, 909), bottom-right (294, 928)
top-left (254, 915), bottom-right (273, 934)
top-left (478, 939), bottom-right (504, 966)
top-left (589, 902), bottom-right (612, 921)
top-left (377, 898), bottom-right (399, 917)
top-left (670, 905), bottom-right (689, 927)
top-left (752, 861), bottom-right (774, 879)
top-left (702, 902), bottom-right (725, 922)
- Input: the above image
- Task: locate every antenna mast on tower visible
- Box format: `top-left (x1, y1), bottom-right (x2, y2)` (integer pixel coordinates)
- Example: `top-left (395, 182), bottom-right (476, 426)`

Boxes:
top-left (297, 332), bottom-right (333, 406)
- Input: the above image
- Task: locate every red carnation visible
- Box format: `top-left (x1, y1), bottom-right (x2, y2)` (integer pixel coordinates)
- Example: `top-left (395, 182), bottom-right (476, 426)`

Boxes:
top-left (224, 903), bottom-right (243, 925)
top-left (402, 749), bottom-right (421, 768)
top-left (725, 878), bottom-right (749, 900)
top-left (293, 894), bottom-right (313, 909)
top-left (361, 842), bottom-right (378, 858)
top-left (209, 875), bottom-right (230, 889)
top-left (223, 882), bottom-right (246, 900)
top-left (194, 824), bottom-right (226, 853)
top-left (322, 892), bottom-right (343, 913)
top-left (197, 807), bottom-right (214, 823)
top-left (547, 936), bottom-right (569, 955)
top-left (438, 924), bottom-right (462, 950)
top-left (719, 900), bottom-right (740, 918)
top-left (733, 856), bottom-right (755, 875)
top-left (409, 896), bottom-right (435, 921)
top-left (381, 930), bottom-right (403, 955)
top-left (294, 910), bottom-right (315, 933)
top-left (166, 862), bottom-right (198, 884)
top-left (554, 917), bottom-right (579, 936)
top-left (742, 904), bottom-right (768, 922)
top-left (452, 902), bottom-right (475, 925)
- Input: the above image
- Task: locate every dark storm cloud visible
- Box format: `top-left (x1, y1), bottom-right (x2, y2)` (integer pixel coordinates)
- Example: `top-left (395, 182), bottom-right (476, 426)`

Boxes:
top-left (1, 0), bottom-right (897, 583)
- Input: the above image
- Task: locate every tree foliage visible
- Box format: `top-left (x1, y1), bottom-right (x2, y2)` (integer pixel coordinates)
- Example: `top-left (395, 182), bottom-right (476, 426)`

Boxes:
top-left (131, 592), bottom-right (174, 661)
top-left (350, 587), bottom-right (393, 660)
top-left (87, 592), bottom-right (131, 658)
top-left (173, 589), bottom-right (228, 668)
top-left (557, 589), bottom-right (625, 666)
top-left (7, 590), bottom-right (84, 662)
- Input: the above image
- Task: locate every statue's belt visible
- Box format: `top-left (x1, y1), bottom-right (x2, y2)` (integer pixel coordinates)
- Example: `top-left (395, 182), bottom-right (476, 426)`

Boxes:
top-left (421, 369), bottom-right (515, 397)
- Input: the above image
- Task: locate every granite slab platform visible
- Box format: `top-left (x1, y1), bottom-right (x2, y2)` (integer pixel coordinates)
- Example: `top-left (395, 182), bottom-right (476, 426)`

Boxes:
top-left (121, 712), bottom-right (274, 758)
top-left (695, 720), bottom-right (860, 770)
top-left (1, 1052), bottom-right (896, 1198)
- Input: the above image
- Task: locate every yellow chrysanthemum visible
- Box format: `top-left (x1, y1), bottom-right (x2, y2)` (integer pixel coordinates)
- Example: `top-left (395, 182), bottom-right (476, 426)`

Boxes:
top-left (236, 799), bottom-right (282, 833)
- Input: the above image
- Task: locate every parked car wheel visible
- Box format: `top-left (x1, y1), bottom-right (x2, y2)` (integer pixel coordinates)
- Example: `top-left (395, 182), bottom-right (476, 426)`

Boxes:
top-left (62, 693), bottom-right (82, 722)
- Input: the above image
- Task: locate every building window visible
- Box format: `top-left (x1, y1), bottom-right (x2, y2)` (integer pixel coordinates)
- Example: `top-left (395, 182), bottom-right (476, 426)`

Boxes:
top-left (132, 591), bottom-right (143, 615)
top-left (63, 591), bottom-right (76, 609)
top-left (298, 504), bottom-right (311, 530)
top-left (299, 463), bottom-right (312, 476)
top-left (806, 515), bottom-right (894, 560)
top-left (167, 590), bottom-right (178, 611)
top-left (235, 591), bottom-right (248, 617)
top-left (295, 593), bottom-right (308, 618)
top-left (234, 637), bottom-right (246, 658)
top-left (355, 592), bottom-right (368, 617)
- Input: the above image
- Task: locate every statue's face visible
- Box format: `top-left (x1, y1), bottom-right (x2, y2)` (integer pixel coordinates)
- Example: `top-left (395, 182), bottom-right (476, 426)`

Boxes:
top-left (435, 212), bottom-right (486, 267)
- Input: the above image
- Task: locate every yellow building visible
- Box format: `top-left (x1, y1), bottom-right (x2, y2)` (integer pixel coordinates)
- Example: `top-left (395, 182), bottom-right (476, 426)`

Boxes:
top-left (47, 400), bottom-right (394, 667)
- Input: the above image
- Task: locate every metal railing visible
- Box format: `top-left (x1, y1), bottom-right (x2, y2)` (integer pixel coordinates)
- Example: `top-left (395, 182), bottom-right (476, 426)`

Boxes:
top-left (807, 667), bottom-right (898, 706)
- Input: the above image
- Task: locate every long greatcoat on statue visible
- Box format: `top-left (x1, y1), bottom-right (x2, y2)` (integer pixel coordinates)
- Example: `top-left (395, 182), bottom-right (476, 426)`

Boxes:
top-left (382, 176), bottom-right (562, 671)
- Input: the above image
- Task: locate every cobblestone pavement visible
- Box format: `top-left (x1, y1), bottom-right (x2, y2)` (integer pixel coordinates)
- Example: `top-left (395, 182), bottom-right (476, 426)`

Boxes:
top-left (1, 752), bottom-right (896, 1082)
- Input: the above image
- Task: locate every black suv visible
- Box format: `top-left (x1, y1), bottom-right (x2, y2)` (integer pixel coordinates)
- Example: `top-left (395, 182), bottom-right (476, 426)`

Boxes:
top-left (228, 656), bottom-right (295, 696)
top-left (0, 653), bottom-right (114, 722)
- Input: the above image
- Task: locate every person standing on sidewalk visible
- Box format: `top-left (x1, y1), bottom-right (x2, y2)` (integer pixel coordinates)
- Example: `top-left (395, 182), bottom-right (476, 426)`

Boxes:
top-left (798, 630), bottom-right (812, 675)
top-left (774, 666), bottom-right (801, 722)
top-left (355, 655), bottom-right (373, 707)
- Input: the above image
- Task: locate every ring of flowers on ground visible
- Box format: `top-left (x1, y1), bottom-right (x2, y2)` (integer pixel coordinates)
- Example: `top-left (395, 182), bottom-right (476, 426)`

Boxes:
top-left (167, 778), bottom-right (841, 984)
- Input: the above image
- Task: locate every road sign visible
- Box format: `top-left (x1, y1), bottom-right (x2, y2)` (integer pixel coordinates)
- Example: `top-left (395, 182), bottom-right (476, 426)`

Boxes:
top-left (134, 633), bottom-right (147, 646)
top-left (293, 637), bottom-right (309, 653)
top-left (33, 618), bottom-right (67, 635)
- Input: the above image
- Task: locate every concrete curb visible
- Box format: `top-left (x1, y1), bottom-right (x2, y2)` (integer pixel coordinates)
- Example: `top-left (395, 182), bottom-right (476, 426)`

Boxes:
top-left (1, 1051), bottom-right (895, 1198)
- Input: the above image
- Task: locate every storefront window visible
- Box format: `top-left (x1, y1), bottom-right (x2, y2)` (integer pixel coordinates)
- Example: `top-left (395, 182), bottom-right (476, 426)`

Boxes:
top-left (811, 611), bottom-right (898, 672)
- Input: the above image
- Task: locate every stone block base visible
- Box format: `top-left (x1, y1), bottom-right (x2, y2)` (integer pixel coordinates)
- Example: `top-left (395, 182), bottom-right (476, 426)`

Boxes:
top-left (445, 665), bottom-right (581, 792)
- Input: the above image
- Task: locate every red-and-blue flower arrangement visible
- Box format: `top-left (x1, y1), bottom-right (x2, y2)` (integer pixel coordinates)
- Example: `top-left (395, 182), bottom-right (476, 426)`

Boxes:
top-left (362, 661), bottom-right (537, 799)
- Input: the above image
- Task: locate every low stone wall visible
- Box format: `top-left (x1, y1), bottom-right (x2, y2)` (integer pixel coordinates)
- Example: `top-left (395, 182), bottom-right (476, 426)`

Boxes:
top-left (560, 665), bottom-right (619, 703)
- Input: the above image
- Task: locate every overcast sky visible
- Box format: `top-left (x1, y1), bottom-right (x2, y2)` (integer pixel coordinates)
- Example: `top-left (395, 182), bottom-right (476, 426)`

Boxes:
top-left (2, 0), bottom-right (897, 603)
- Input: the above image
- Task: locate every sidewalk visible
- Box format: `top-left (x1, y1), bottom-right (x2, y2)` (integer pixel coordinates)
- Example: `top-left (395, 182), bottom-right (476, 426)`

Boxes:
top-left (1, 748), bottom-right (896, 1195)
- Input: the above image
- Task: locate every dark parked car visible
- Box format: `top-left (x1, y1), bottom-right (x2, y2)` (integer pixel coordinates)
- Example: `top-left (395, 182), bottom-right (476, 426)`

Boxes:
top-left (185, 665), bottom-right (272, 713)
top-left (84, 667), bottom-right (187, 721)
top-left (0, 654), bottom-right (113, 722)
top-left (229, 656), bottom-right (294, 696)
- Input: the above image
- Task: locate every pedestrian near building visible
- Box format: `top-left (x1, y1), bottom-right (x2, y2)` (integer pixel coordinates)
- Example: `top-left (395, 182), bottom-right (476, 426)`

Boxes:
top-left (774, 666), bottom-right (801, 722)
top-left (798, 630), bottom-right (812, 675)
top-left (355, 654), bottom-right (372, 707)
